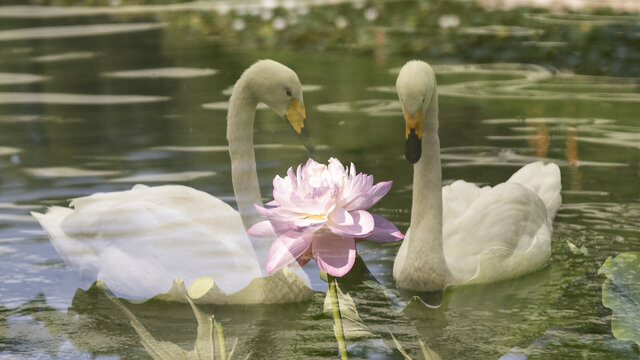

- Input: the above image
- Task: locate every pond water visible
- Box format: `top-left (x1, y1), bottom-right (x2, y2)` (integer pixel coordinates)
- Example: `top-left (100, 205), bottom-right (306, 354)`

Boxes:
top-left (1, 0), bottom-right (640, 359)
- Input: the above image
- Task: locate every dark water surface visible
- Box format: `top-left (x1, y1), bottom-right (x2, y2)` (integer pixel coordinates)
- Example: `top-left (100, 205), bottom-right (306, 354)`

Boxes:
top-left (1, 0), bottom-right (640, 358)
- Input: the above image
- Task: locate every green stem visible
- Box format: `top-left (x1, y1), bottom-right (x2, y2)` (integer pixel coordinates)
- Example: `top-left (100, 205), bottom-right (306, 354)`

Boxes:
top-left (215, 320), bottom-right (227, 360)
top-left (329, 275), bottom-right (349, 360)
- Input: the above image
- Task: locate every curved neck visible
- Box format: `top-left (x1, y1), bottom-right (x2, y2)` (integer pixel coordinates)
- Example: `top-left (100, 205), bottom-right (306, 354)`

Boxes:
top-left (227, 80), bottom-right (275, 276)
top-left (227, 81), bottom-right (263, 229)
top-left (397, 90), bottom-right (452, 290)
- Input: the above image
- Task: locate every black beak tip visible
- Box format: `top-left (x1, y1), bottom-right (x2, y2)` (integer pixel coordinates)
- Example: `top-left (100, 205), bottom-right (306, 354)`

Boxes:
top-left (299, 127), bottom-right (315, 153)
top-left (405, 132), bottom-right (421, 164)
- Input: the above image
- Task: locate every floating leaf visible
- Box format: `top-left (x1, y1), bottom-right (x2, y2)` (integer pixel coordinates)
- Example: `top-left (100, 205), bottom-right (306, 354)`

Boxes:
top-left (566, 240), bottom-right (590, 256)
top-left (389, 331), bottom-right (412, 360)
top-left (598, 252), bottom-right (640, 346)
top-left (99, 281), bottom-right (193, 359)
top-left (100, 280), bottom-right (245, 360)
top-left (0, 305), bottom-right (8, 343)
top-left (323, 281), bottom-right (374, 341)
top-left (389, 330), bottom-right (442, 360)
top-left (181, 267), bottom-right (313, 304)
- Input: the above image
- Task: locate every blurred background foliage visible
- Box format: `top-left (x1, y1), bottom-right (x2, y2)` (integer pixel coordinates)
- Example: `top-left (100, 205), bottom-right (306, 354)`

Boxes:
top-left (7, 0), bottom-right (640, 76)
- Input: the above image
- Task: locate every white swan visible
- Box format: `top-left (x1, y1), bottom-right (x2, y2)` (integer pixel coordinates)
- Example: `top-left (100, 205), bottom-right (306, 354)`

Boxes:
top-left (392, 60), bottom-right (562, 291)
top-left (32, 60), bottom-right (314, 303)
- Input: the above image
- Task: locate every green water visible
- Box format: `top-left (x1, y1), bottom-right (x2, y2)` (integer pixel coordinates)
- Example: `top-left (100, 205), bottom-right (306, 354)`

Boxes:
top-left (1, 0), bottom-right (640, 358)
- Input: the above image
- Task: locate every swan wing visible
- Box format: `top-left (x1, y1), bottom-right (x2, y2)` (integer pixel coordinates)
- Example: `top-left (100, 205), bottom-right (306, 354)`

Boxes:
top-left (442, 179), bottom-right (490, 221)
top-left (507, 161), bottom-right (562, 221)
top-left (443, 181), bottom-right (551, 284)
top-left (33, 185), bottom-right (263, 299)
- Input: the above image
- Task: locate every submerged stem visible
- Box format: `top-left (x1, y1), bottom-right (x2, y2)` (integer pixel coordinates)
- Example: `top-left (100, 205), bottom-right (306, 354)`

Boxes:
top-left (329, 275), bottom-right (349, 360)
top-left (216, 320), bottom-right (227, 360)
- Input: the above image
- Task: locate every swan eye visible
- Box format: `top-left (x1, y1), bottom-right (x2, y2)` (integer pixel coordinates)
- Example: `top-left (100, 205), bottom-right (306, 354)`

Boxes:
top-left (286, 89), bottom-right (292, 97)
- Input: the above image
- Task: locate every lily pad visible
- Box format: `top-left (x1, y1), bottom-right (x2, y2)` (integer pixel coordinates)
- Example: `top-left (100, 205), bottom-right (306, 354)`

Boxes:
top-left (598, 252), bottom-right (640, 346)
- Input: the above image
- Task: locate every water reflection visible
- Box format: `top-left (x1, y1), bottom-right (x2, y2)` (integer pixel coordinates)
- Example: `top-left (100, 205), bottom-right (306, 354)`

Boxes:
top-left (565, 127), bottom-right (582, 191)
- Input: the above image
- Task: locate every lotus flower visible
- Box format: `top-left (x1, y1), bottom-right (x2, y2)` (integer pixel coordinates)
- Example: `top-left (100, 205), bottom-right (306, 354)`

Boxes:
top-left (248, 158), bottom-right (404, 277)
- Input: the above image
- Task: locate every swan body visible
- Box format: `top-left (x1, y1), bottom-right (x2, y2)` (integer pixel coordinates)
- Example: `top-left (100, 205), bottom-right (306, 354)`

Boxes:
top-left (32, 60), bottom-right (314, 303)
top-left (392, 60), bottom-right (561, 291)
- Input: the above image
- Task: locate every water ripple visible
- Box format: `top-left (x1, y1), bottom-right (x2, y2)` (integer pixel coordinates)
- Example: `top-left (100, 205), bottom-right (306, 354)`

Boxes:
top-left (221, 84), bottom-right (323, 96)
top-left (30, 51), bottom-right (97, 63)
top-left (0, 1), bottom-right (356, 19)
top-left (0, 147), bottom-right (21, 156)
top-left (316, 99), bottom-right (400, 116)
top-left (0, 23), bottom-right (165, 41)
top-left (0, 93), bottom-right (169, 105)
top-left (110, 171), bottom-right (217, 183)
top-left (0, 114), bottom-right (80, 123)
top-left (526, 12), bottom-right (640, 26)
top-left (24, 167), bottom-right (120, 179)
top-left (103, 67), bottom-right (218, 79)
top-left (0, 73), bottom-right (47, 86)
top-left (439, 146), bottom-right (627, 168)
top-left (151, 144), bottom-right (329, 152)
top-left (375, 63), bottom-right (640, 102)
top-left (458, 25), bottom-right (544, 37)
top-left (482, 117), bottom-right (616, 126)
top-left (0, 246), bottom-right (16, 256)
top-left (202, 101), bottom-right (269, 110)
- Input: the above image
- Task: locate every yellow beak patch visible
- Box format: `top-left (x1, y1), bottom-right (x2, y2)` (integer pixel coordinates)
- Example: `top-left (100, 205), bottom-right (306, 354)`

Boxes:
top-left (285, 98), bottom-right (307, 134)
top-left (404, 109), bottom-right (423, 140)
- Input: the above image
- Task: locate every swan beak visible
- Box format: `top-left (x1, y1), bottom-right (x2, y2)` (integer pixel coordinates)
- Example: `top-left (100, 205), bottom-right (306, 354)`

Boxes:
top-left (285, 98), bottom-right (315, 153)
top-left (404, 109), bottom-right (422, 163)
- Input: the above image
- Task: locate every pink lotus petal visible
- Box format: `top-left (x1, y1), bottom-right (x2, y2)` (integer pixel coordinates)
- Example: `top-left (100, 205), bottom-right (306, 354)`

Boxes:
top-left (255, 205), bottom-right (299, 222)
top-left (247, 220), bottom-right (277, 238)
top-left (327, 209), bottom-right (374, 237)
top-left (345, 180), bottom-right (393, 211)
top-left (364, 214), bottom-right (404, 242)
top-left (312, 232), bottom-right (356, 277)
top-left (256, 158), bottom-right (400, 277)
top-left (297, 246), bottom-right (313, 266)
top-left (270, 219), bottom-right (293, 235)
top-left (266, 229), bottom-right (314, 274)
top-left (255, 204), bottom-right (272, 218)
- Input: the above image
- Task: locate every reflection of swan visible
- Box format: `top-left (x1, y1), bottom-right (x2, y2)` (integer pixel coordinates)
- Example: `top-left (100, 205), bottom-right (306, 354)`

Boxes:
top-left (392, 60), bottom-right (562, 291)
top-left (32, 60), bottom-right (314, 303)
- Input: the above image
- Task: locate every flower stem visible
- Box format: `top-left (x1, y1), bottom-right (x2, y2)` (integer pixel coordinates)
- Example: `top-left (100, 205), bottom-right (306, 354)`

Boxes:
top-left (329, 275), bottom-right (349, 360)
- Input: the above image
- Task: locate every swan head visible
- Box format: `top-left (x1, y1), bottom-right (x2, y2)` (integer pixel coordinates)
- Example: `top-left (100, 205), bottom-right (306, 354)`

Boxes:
top-left (396, 60), bottom-right (437, 163)
top-left (236, 59), bottom-right (312, 151)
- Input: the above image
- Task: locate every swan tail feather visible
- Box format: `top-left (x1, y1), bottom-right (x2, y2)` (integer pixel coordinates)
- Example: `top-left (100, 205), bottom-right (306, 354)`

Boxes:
top-left (32, 207), bottom-right (100, 276)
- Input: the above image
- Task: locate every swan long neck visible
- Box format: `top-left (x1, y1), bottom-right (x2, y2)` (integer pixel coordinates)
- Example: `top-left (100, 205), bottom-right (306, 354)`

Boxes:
top-left (397, 89), bottom-right (452, 290)
top-left (227, 79), bottom-right (263, 231)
